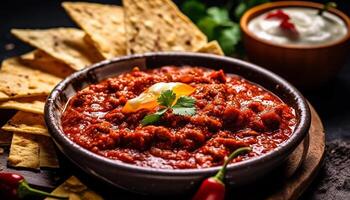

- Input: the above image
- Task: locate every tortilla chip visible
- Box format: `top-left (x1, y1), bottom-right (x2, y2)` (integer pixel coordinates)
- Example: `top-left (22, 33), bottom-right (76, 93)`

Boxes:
top-left (11, 28), bottom-right (102, 71)
top-left (46, 176), bottom-right (103, 200)
top-left (8, 132), bottom-right (40, 169)
top-left (0, 57), bottom-right (61, 100)
top-left (20, 50), bottom-right (75, 78)
top-left (37, 135), bottom-right (59, 168)
top-left (2, 111), bottom-right (49, 137)
top-left (0, 96), bottom-right (46, 114)
top-left (0, 91), bottom-right (8, 99)
top-left (62, 2), bottom-right (126, 59)
top-left (123, 0), bottom-right (207, 54)
top-left (0, 130), bottom-right (12, 146)
top-left (197, 41), bottom-right (224, 56)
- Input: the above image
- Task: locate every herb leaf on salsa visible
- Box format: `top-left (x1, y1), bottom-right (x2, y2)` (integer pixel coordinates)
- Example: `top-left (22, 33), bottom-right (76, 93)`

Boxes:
top-left (141, 108), bottom-right (168, 125)
top-left (173, 96), bottom-right (196, 107)
top-left (158, 89), bottom-right (176, 107)
top-left (172, 96), bottom-right (196, 116)
top-left (141, 90), bottom-right (196, 126)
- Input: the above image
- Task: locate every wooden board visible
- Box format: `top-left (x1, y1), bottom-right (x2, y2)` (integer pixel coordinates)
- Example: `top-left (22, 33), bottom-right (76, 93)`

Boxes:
top-left (266, 103), bottom-right (326, 200)
top-left (0, 104), bottom-right (325, 199)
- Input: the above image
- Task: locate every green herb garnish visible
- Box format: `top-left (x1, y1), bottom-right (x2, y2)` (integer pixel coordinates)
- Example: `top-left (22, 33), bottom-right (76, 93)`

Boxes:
top-left (172, 96), bottom-right (196, 116)
top-left (182, 0), bottom-right (269, 56)
top-left (157, 90), bottom-right (176, 107)
top-left (318, 2), bottom-right (337, 16)
top-left (141, 90), bottom-right (196, 126)
top-left (141, 108), bottom-right (168, 125)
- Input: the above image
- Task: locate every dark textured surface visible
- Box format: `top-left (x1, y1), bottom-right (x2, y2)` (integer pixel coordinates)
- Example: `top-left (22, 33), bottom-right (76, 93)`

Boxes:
top-left (0, 0), bottom-right (349, 199)
top-left (301, 140), bottom-right (350, 200)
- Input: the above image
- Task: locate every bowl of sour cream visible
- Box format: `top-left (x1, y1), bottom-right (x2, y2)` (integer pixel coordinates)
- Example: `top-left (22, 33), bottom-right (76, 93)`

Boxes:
top-left (240, 1), bottom-right (350, 88)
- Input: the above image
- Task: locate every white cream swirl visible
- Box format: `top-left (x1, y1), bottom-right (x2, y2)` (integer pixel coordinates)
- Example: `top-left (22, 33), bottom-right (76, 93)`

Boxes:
top-left (248, 7), bottom-right (348, 46)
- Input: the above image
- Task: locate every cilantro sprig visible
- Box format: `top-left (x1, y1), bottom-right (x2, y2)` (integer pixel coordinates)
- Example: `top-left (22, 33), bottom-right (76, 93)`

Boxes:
top-left (141, 90), bottom-right (196, 126)
top-left (182, 0), bottom-right (269, 56)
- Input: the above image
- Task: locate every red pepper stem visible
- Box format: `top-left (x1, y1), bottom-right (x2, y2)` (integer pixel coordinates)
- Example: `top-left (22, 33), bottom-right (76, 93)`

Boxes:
top-left (214, 147), bottom-right (251, 182)
top-left (18, 181), bottom-right (68, 199)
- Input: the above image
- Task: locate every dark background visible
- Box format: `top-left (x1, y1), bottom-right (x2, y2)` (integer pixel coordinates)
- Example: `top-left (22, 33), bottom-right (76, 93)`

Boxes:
top-left (0, 0), bottom-right (349, 199)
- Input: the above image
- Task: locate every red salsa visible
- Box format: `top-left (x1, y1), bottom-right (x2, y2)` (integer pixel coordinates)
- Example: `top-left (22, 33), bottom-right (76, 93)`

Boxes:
top-left (62, 66), bottom-right (296, 169)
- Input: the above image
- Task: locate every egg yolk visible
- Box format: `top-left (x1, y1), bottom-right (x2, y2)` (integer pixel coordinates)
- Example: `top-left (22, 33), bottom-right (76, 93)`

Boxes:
top-left (122, 82), bottom-right (195, 113)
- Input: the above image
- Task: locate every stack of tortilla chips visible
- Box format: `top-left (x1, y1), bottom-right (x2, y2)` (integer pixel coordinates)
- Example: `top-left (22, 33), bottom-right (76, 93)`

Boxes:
top-left (1, 0), bottom-right (223, 197)
top-left (45, 176), bottom-right (103, 200)
top-left (0, 57), bottom-right (61, 169)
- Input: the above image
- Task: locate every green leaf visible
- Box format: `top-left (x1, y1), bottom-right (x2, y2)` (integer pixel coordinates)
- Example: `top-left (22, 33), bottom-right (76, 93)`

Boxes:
top-left (234, 2), bottom-right (248, 19)
top-left (157, 90), bottom-right (176, 107)
top-left (172, 96), bottom-right (196, 116)
top-left (141, 90), bottom-right (196, 125)
top-left (172, 106), bottom-right (196, 116)
top-left (197, 16), bottom-right (219, 40)
top-left (141, 113), bottom-right (161, 126)
top-left (173, 96), bottom-right (196, 107)
top-left (181, 0), bottom-right (270, 56)
top-left (215, 23), bottom-right (241, 55)
top-left (181, 0), bottom-right (207, 23)
top-left (207, 7), bottom-right (230, 24)
top-left (197, 7), bottom-right (232, 41)
top-left (141, 108), bottom-right (168, 126)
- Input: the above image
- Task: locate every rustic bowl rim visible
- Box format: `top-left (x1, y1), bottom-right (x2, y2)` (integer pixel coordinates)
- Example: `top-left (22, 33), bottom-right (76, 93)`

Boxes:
top-left (45, 52), bottom-right (311, 177)
top-left (240, 1), bottom-right (350, 49)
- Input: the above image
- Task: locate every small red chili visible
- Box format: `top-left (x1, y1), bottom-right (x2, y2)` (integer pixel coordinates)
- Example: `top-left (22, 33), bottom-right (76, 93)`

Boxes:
top-left (192, 147), bottom-right (251, 200)
top-left (279, 20), bottom-right (298, 35)
top-left (265, 9), bottom-right (290, 21)
top-left (0, 172), bottom-right (68, 200)
top-left (265, 9), bottom-right (299, 36)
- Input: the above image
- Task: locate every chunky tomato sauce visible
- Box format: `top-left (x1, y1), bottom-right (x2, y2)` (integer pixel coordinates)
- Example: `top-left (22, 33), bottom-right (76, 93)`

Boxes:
top-left (62, 66), bottom-right (296, 169)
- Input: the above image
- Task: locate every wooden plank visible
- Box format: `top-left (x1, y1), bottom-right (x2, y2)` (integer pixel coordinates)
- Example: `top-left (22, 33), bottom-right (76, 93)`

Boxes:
top-left (266, 103), bottom-right (326, 200)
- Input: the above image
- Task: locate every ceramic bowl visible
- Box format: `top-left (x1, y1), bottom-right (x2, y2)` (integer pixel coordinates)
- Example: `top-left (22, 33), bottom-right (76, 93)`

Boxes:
top-left (240, 1), bottom-right (350, 88)
top-left (45, 52), bottom-right (311, 195)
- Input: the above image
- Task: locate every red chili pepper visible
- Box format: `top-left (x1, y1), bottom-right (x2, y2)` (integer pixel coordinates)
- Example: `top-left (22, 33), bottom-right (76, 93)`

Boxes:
top-left (265, 9), bottom-right (290, 21)
top-left (0, 172), bottom-right (68, 200)
top-left (265, 9), bottom-right (299, 36)
top-left (279, 20), bottom-right (298, 35)
top-left (192, 147), bottom-right (252, 200)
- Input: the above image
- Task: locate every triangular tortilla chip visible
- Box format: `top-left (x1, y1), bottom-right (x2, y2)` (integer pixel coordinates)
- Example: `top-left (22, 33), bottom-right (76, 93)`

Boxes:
top-left (8, 132), bottom-right (40, 169)
top-left (11, 28), bottom-right (102, 71)
top-left (37, 135), bottom-right (59, 168)
top-left (45, 176), bottom-right (103, 200)
top-left (197, 41), bottom-right (224, 56)
top-left (0, 57), bottom-right (61, 100)
top-left (0, 96), bottom-right (46, 114)
top-left (123, 0), bottom-right (207, 54)
top-left (21, 50), bottom-right (75, 78)
top-left (62, 2), bottom-right (126, 59)
top-left (2, 111), bottom-right (49, 137)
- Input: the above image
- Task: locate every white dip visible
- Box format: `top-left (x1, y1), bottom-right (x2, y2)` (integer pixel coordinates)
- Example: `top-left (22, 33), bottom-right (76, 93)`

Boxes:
top-left (248, 7), bottom-right (348, 46)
